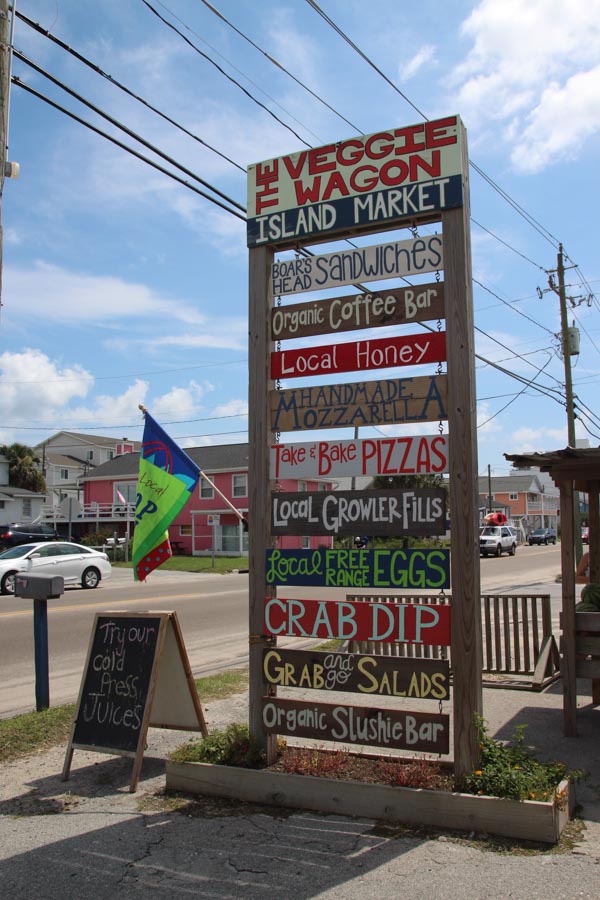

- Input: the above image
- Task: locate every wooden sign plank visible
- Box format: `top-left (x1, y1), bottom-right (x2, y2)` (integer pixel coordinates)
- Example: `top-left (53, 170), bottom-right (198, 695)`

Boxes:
top-left (270, 374), bottom-right (447, 433)
top-left (262, 697), bottom-right (449, 753)
top-left (62, 610), bottom-right (206, 792)
top-left (271, 488), bottom-right (446, 536)
top-left (263, 647), bottom-right (450, 699)
top-left (271, 331), bottom-right (446, 380)
top-left (264, 597), bottom-right (451, 645)
top-left (271, 234), bottom-right (443, 296)
top-left (271, 434), bottom-right (449, 479)
top-left (265, 548), bottom-right (450, 589)
top-left (271, 283), bottom-right (445, 340)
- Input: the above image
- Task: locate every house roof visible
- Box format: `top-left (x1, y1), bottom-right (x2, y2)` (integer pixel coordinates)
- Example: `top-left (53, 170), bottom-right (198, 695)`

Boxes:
top-left (45, 452), bottom-right (94, 468)
top-left (477, 472), bottom-right (548, 494)
top-left (85, 442), bottom-right (251, 480)
top-left (36, 431), bottom-right (140, 451)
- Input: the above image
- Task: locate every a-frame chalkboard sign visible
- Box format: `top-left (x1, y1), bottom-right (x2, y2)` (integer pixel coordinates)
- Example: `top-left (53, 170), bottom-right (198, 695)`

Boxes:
top-left (63, 610), bottom-right (207, 791)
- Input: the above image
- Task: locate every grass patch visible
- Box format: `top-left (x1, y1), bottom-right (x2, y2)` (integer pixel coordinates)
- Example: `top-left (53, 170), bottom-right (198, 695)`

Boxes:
top-left (0, 704), bottom-right (76, 764)
top-left (0, 668), bottom-right (250, 765)
top-left (111, 556), bottom-right (248, 574)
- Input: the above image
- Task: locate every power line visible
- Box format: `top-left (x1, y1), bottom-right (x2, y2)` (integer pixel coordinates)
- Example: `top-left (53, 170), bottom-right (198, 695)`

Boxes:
top-left (12, 78), bottom-right (247, 221)
top-left (140, 0), bottom-right (312, 148)
top-left (15, 8), bottom-right (246, 173)
top-left (13, 49), bottom-right (246, 213)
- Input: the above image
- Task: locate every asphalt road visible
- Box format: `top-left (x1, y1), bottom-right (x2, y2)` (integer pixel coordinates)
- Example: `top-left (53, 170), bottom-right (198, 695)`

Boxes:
top-left (0, 543), bottom-right (561, 718)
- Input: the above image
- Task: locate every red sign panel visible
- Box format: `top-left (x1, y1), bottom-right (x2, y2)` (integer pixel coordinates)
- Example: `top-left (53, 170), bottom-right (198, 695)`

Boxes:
top-left (271, 331), bottom-right (446, 380)
top-left (264, 597), bottom-right (451, 646)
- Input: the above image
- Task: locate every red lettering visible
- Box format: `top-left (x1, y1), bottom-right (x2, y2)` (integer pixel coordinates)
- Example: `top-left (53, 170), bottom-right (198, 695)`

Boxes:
top-left (294, 178), bottom-right (321, 204)
top-left (379, 159), bottom-right (409, 186)
top-left (430, 435), bottom-right (448, 472)
top-left (393, 124), bottom-right (426, 154)
top-left (425, 117), bottom-right (457, 148)
top-left (336, 139), bottom-right (364, 166)
top-left (397, 437), bottom-right (414, 473)
top-left (282, 151), bottom-right (308, 179)
top-left (308, 145), bottom-right (336, 174)
top-left (322, 171), bottom-right (350, 201)
top-left (365, 132), bottom-right (394, 159)
top-left (349, 165), bottom-right (379, 192)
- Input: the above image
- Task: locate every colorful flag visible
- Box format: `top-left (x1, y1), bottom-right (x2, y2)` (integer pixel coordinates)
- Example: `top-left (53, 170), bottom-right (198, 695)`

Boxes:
top-left (132, 411), bottom-right (201, 582)
top-left (116, 488), bottom-right (127, 504)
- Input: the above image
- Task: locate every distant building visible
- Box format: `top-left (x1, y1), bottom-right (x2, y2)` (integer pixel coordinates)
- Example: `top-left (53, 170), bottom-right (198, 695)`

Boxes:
top-left (67, 442), bottom-right (334, 556)
top-left (0, 454), bottom-right (46, 524)
top-left (478, 471), bottom-right (560, 534)
top-left (36, 431), bottom-right (139, 517)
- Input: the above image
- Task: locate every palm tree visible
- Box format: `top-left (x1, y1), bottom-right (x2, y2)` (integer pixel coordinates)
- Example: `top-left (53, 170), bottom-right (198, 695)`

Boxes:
top-left (0, 443), bottom-right (46, 492)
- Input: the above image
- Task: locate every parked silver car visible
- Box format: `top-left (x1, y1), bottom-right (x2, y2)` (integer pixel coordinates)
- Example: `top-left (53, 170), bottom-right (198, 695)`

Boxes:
top-left (0, 542), bottom-right (112, 594)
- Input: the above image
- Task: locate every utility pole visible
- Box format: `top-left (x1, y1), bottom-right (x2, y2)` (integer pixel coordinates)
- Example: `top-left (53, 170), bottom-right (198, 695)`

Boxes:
top-left (0, 0), bottom-right (9, 309)
top-left (549, 244), bottom-right (582, 560)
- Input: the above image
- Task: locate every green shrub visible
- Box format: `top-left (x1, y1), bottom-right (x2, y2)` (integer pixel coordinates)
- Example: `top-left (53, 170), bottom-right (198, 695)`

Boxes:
top-left (170, 723), bottom-right (266, 768)
top-left (459, 716), bottom-right (583, 803)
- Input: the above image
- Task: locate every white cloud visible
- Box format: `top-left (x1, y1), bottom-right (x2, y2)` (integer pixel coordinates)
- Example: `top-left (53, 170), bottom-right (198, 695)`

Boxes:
top-left (398, 45), bottom-right (436, 82)
top-left (449, 0), bottom-right (600, 171)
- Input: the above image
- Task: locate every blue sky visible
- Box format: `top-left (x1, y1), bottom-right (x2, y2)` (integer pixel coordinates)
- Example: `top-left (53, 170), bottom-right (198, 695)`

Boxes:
top-left (1, 0), bottom-right (599, 475)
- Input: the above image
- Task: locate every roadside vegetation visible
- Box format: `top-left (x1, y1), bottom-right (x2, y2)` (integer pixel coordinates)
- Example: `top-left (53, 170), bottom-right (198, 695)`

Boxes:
top-left (111, 556), bottom-right (249, 574)
top-left (0, 668), bottom-right (249, 764)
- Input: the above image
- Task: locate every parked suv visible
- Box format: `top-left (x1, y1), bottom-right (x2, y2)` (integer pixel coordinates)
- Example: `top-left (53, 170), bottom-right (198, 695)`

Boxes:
top-left (528, 527), bottom-right (557, 546)
top-left (0, 523), bottom-right (59, 550)
top-left (479, 525), bottom-right (517, 557)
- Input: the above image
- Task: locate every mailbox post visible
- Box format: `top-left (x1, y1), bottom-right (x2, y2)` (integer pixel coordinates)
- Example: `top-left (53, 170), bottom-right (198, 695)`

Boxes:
top-left (14, 574), bottom-right (64, 711)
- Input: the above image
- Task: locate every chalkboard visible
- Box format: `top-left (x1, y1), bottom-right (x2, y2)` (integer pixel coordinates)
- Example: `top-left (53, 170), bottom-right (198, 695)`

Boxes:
top-left (71, 614), bottom-right (163, 754)
top-left (63, 610), bottom-right (206, 791)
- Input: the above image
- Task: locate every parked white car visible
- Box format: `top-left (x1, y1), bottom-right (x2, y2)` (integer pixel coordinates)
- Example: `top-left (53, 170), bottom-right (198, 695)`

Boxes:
top-left (479, 525), bottom-right (518, 557)
top-left (0, 542), bottom-right (112, 594)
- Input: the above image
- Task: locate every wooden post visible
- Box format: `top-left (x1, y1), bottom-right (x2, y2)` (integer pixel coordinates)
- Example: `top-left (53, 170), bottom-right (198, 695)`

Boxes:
top-left (248, 244), bottom-right (277, 760)
top-left (443, 123), bottom-right (482, 778)
top-left (559, 478), bottom-right (576, 734)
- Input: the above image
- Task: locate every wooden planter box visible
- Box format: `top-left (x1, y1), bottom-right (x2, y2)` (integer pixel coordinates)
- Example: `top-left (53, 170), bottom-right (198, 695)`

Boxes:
top-left (165, 760), bottom-right (574, 844)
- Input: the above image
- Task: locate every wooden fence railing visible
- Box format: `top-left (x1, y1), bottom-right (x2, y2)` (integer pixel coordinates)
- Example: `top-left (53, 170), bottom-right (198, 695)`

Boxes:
top-left (346, 593), bottom-right (560, 689)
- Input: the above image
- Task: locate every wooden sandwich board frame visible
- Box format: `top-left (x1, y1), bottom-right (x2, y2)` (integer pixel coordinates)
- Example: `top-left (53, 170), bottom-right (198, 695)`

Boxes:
top-left (62, 610), bottom-right (207, 792)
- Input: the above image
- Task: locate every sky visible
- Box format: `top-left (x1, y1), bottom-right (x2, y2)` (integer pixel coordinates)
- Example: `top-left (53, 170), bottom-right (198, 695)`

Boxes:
top-left (1, 0), bottom-right (599, 476)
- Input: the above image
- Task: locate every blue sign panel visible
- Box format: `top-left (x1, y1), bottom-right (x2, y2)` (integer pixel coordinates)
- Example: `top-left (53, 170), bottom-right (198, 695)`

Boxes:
top-left (265, 548), bottom-right (450, 590)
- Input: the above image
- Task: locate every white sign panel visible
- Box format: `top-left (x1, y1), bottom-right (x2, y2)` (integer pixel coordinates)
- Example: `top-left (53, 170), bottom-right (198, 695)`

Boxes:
top-left (247, 115), bottom-right (464, 247)
top-left (271, 434), bottom-right (449, 479)
top-left (272, 234), bottom-right (443, 297)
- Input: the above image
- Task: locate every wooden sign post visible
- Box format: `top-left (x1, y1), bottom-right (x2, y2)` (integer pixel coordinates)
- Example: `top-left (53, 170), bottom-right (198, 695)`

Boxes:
top-left (248, 114), bottom-right (481, 776)
top-left (63, 610), bottom-right (207, 791)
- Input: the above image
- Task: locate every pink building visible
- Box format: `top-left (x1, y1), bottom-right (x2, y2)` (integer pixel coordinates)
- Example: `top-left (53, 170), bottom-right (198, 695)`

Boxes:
top-left (82, 442), bottom-right (334, 556)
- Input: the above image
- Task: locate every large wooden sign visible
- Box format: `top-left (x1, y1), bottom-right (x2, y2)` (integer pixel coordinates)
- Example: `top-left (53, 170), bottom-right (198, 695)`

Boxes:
top-left (262, 697), bottom-right (449, 753)
top-left (271, 488), bottom-right (446, 536)
top-left (264, 596), bottom-right (451, 645)
top-left (271, 331), bottom-right (446, 380)
top-left (272, 234), bottom-right (443, 297)
top-left (62, 611), bottom-right (206, 791)
top-left (265, 548), bottom-right (450, 589)
top-left (271, 283), bottom-right (445, 340)
top-left (247, 115), bottom-right (464, 248)
top-left (263, 648), bottom-right (450, 699)
top-left (271, 434), bottom-right (449, 479)
top-left (271, 374), bottom-right (447, 433)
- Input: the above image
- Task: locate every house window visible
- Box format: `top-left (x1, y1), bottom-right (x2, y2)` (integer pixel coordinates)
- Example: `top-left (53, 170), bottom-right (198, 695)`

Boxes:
top-left (115, 483), bottom-right (137, 504)
top-left (297, 480), bottom-right (307, 492)
top-left (86, 450), bottom-right (94, 461)
top-left (232, 473), bottom-right (247, 498)
top-left (108, 450), bottom-right (114, 460)
top-left (22, 499), bottom-right (32, 517)
top-left (200, 479), bottom-right (214, 499)
top-left (317, 482), bottom-right (328, 491)
top-left (509, 493), bottom-right (518, 501)
top-left (301, 535), bottom-right (311, 549)
top-left (179, 525), bottom-right (192, 536)
top-left (60, 468), bottom-right (69, 480)
top-left (0, 500), bottom-right (4, 509)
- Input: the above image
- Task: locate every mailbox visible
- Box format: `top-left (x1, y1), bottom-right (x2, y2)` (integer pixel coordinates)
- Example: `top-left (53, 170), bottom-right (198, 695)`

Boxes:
top-left (15, 574), bottom-right (64, 600)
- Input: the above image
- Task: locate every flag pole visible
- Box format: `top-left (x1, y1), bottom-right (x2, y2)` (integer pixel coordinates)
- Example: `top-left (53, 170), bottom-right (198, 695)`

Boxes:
top-left (138, 405), bottom-right (248, 526)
